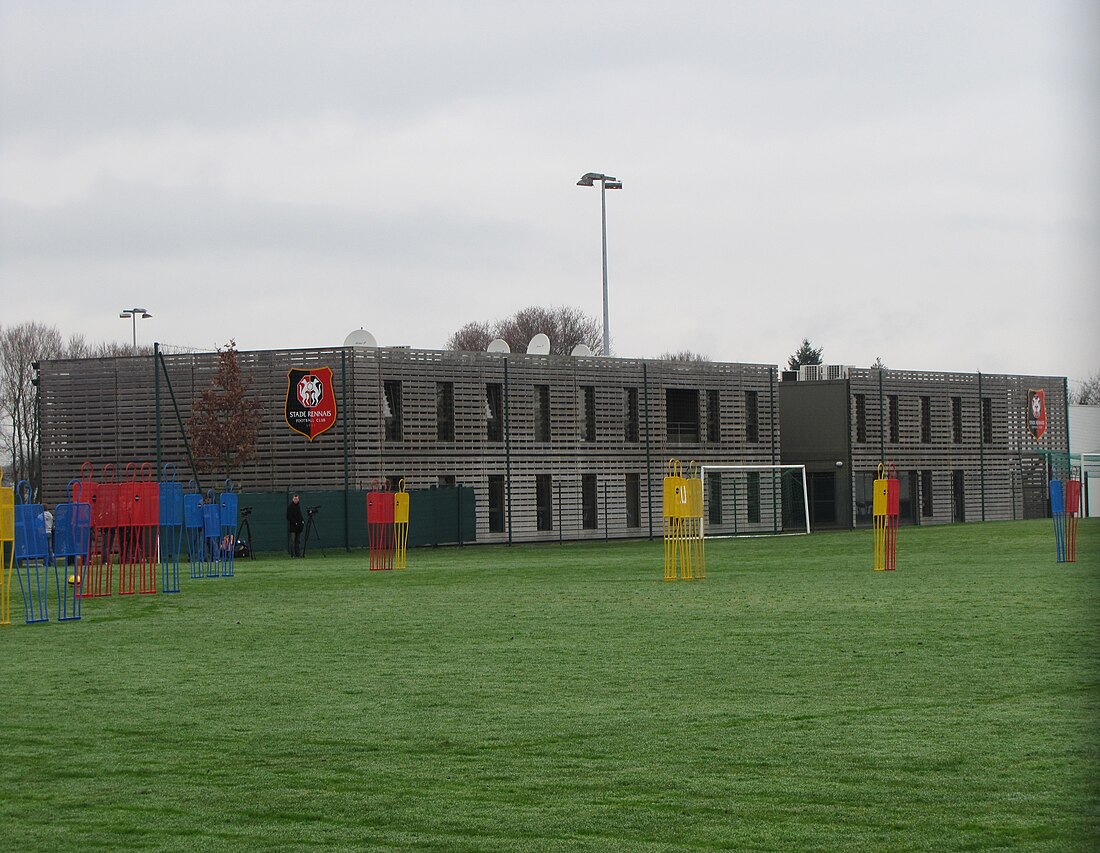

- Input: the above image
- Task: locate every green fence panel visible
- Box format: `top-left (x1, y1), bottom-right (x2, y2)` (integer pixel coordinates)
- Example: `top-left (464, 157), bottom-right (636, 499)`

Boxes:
top-left (408, 486), bottom-right (476, 547)
top-left (236, 486), bottom-right (476, 554)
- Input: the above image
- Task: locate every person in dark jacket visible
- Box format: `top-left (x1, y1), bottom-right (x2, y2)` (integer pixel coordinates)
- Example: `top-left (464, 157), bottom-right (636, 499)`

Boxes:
top-left (286, 494), bottom-right (304, 557)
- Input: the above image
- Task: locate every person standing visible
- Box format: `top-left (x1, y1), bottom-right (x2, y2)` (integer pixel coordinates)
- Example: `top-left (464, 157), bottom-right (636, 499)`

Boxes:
top-left (42, 503), bottom-right (54, 565)
top-left (286, 494), bottom-right (304, 557)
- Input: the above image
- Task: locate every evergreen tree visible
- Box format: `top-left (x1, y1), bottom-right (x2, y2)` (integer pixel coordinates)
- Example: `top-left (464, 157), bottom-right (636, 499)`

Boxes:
top-left (787, 338), bottom-right (824, 371)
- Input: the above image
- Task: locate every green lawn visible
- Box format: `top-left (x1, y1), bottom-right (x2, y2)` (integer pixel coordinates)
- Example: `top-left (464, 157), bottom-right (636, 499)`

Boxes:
top-left (2, 519), bottom-right (1097, 851)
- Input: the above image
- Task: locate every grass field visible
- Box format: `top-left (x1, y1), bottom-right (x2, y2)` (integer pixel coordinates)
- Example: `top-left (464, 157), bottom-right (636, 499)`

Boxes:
top-left (2, 519), bottom-right (1098, 851)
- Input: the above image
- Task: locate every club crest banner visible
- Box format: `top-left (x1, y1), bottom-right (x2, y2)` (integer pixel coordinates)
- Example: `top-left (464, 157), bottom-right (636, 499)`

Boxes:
top-left (285, 367), bottom-right (337, 441)
top-left (1026, 388), bottom-right (1046, 440)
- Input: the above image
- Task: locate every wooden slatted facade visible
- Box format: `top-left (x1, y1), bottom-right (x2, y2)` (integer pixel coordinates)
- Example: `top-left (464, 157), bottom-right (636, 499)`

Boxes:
top-left (779, 367), bottom-right (1070, 527)
top-left (38, 346), bottom-right (781, 544)
top-left (848, 368), bottom-right (1070, 524)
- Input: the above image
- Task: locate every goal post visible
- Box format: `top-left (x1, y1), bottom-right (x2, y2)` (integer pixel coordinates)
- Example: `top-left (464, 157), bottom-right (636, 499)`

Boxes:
top-left (699, 464), bottom-right (810, 538)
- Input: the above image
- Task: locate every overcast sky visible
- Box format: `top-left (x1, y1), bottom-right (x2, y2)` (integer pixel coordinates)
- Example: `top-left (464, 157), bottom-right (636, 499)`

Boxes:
top-left (1, 1), bottom-right (1097, 388)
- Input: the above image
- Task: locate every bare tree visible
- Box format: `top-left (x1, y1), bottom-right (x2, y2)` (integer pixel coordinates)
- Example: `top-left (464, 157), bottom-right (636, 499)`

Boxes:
top-left (0, 322), bottom-right (65, 490)
top-left (446, 305), bottom-right (602, 355)
top-left (446, 322), bottom-right (494, 353)
top-left (187, 340), bottom-right (262, 481)
top-left (62, 334), bottom-right (150, 359)
top-left (1072, 371), bottom-right (1100, 405)
top-left (787, 338), bottom-right (824, 370)
top-left (658, 350), bottom-right (711, 362)
top-left (872, 356), bottom-right (887, 369)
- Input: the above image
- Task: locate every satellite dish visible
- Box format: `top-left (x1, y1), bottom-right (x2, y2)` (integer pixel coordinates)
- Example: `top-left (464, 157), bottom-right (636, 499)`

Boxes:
top-left (570, 344), bottom-right (593, 357)
top-left (487, 338), bottom-right (510, 353)
top-left (344, 328), bottom-right (378, 348)
top-left (526, 333), bottom-right (551, 355)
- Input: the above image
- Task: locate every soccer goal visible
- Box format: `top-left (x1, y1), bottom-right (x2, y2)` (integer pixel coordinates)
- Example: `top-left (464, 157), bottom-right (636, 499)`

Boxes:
top-left (699, 464), bottom-right (810, 538)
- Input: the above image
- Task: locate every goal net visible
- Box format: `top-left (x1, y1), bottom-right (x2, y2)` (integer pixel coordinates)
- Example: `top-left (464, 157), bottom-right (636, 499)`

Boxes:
top-left (699, 464), bottom-right (810, 538)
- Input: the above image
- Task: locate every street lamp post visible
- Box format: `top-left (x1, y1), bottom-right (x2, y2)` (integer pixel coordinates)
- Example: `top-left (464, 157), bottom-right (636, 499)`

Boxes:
top-left (119, 307), bottom-right (152, 348)
top-left (576, 172), bottom-right (622, 357)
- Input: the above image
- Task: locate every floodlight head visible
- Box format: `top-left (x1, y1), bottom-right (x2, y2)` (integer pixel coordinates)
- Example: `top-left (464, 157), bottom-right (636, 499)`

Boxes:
top-left (576, 176), bottom-right (595, 187)
top-left (119, 312), bottom-right (129, 318)
top-left (604, 180), bottom-right (623, 190)
top-left (141, 312), bottom-right (152, 319)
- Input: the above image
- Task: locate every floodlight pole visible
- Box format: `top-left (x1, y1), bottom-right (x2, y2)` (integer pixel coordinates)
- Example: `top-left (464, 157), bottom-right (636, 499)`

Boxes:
top-left (600, 180), bottom-right (609, 357)
top-left (120, 307), bottom-right (152, 349)
top-left (577, 173), bottom-right (622, 357)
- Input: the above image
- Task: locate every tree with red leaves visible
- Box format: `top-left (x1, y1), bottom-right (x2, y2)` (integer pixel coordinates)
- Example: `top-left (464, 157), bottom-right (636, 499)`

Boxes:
top-left (188, 340), bottom-right (262, 481)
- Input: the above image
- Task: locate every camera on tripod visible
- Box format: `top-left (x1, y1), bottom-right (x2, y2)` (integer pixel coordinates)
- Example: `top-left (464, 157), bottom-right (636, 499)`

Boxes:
top-left (307, 505), bottom-right (320, 515)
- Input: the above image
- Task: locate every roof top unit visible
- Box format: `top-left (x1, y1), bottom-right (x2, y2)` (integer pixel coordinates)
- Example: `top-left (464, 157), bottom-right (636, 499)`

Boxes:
top-left (798, 363), bottom-right (850, 381)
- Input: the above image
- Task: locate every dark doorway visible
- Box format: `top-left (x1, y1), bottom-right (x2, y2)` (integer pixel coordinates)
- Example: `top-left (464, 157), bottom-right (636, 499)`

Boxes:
top-left (952, 470), bottom-right (966, 523)
top-left (807, 471), bottom-right (836, 526)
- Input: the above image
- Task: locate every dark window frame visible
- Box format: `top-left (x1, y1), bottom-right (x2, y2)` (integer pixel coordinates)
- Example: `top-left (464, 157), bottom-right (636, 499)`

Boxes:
top-left (707, 390), bottom-right (720, 443)
top-left (436, 381), bottom-right (455, 442)
top-left (666, 388), bottom-right (700, 444)
top-left (623, 387), bottom-right (640, 443)
top-left (625, 473), bottom-right (641, 528)
top-left (745, 390), bottom-right (759, 444)
top-left (581, 473), bottom-right (598, 529)
top-left (535, 385), bottom-right (551, 443)
top-left (708, 472), bottom-right (722, 525)
top-left (580, 386), bottom-right (596, 442)
top-left (383, 380), bottom-right (402, 442)
top-left (486, 383), bottom-right (503, 442)
top-left (488, 475), bottom-right (505, 533)
top-left (747, 472), bottom-right (761, 524)
top-left (535, 474), bottom-right (553, 531)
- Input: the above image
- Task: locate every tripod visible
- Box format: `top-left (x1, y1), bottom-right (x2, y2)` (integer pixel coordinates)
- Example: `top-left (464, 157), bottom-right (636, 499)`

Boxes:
top-left (302, 510), bottom-right (326, 557)
top-left (236, 513), bottom-right (255, 560)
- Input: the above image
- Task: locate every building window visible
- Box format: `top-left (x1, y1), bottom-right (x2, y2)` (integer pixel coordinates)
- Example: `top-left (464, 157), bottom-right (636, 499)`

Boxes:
top-left (745, 390), bottom-right (759, 443)
top-left (488, 475), bottom-right (505, 533)
top-left (625, 474), bottom-right (641, 528)
top-left (535, 385), bottom-right (551, 442)
top-left (920, 396), bottom-right (932, 444)
top-left (535, 474), bottom-right (553, 531)
top-left (623, 387), bottom-right (640, 443)
top-left (580, 386), bottom-right (596, 442)
top-left (888, 395), bottom-right (899, 443)
top-left (951, 396), bottom-right (962, 444)
top-left (707, 390), bottom-right (720, 443)
top-left (383, 381), bottom-right (402, 441)
top-left (581, 474), bottom-right (598, 529)
top-left (981, 397), bottom-right (993, 444)
top-left (746, 472), bottom-right (761, 524)
top-left (855, 394), bottom-right (867, 444)
top-left (666, 389), bottom-right (700, 443)
top-left (708, 472), bottom-right (722, 525)
top-left (486, 383), bottom-right (503, 442)
top-left (921, 470), bottom-right (933, 518)
top-left (437, 381), bottom-right (455, 441)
